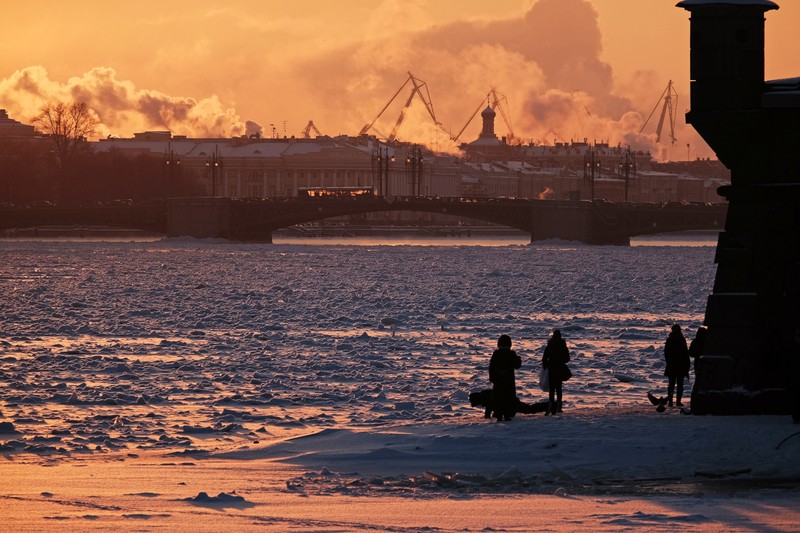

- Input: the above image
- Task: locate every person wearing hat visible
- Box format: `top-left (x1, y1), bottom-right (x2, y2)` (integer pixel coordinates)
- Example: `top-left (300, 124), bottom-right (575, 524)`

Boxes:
top-left (664, 324), bottom-right (690, 407)
top-left (489, 334), bottom-right (522, 421)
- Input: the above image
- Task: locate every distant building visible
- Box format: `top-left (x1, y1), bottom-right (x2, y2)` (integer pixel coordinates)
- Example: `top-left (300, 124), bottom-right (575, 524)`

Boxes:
top-left (0, 109), bottom-right (37, 141)
top-left (458, 99), bottom-right (727, 203)
top-left (460, 106), bottom-right (513, 162)
top-left (0, 107), bottom-right (727, 205)
top-left (95, 134), bottom-right (462, 199)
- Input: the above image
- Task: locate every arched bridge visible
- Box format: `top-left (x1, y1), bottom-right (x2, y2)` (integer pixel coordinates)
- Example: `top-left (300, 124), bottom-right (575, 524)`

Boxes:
top-left (0, 203), bottom-right (166, 234)
top-left (170, 196), bottom-right (727, 245)
top-left (0, 197), bottom-right (727, 245)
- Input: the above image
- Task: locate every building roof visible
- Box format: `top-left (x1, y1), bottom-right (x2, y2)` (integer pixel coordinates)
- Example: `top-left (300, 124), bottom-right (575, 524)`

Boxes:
top-left (762, 78), bottom-right (800, 108)
top-left (676, 0), bottom-right (778, 10)
top-left (467, 136), bottom-right (504, 147)
top-left (94, 136), bottom-right (355, 159)
top-left (0, 109), bottom-right (36, 138)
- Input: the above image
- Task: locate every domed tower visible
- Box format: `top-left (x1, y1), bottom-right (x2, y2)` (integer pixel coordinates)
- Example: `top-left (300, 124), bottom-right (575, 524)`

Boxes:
top-left (480, 105), bottom-right (497, 140)
top-left (463, 104), bottom-right (507, 162)
top-left (678, 0), bottom-right (800, 415)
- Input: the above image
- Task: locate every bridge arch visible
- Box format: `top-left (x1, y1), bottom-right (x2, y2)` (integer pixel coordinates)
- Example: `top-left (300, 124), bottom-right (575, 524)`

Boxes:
top-left (229, 197), bottom-right (537, 240)
top-left (221, 197), bottom-right (726, 245)
top-left (0, 197), bottom-right (727, 245)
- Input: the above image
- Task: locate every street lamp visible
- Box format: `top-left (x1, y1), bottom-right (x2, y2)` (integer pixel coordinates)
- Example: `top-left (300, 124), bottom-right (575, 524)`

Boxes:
top-left (584, 148), bottom-right (600, 200)
top-left (164, 145), bottom-right (181, 200)
top-left (205, 145), bottom-right (222, 197)
top-left (373, 143), bottom-right (395, 197)
top-left (405, 144), bottom-right (424, 197)
top-left (617, 148), bottom-right (636, 202)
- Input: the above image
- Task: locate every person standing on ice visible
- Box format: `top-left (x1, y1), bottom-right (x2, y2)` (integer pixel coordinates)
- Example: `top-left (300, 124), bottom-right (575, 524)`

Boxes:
top-left (489, 334), bottom-right (521, 421)
top-left (664, 324), bottom-right (690, 407)
top-left (688, 326), bottom-right (707, 373)
top-left (542, 329), bottom-right (570, 415)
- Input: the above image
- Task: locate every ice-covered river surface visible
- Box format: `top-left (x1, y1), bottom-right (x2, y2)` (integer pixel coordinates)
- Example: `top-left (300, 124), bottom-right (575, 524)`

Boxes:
top-left (2, 236), bottom-right (799, 532)
top-left (1, 237), bottom-right (711, 433)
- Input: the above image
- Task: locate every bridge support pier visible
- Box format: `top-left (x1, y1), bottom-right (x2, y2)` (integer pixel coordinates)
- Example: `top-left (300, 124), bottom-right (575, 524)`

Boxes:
top-left (167, 197), bottom-right (231, 239)
top-left (530, 202), bottom-right (594, 243)
top-left (529, 202), bottom-right (631, 245)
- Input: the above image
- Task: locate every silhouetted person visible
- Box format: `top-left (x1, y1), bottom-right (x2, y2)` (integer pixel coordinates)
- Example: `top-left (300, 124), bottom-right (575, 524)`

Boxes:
top-left (542, 329), bottom-right (570, 415)
top-left (489, 334), bottom-right (521, 421)
top-left (689, 326), bottom-right (707, 373)
top-left (664, 324), bottom-right (690, 407)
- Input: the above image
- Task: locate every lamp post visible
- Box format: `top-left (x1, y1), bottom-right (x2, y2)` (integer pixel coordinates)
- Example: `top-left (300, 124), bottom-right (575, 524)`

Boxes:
top-left (205, 145), bottom-right (222, 197)
top-left (373, 143), bottom-right (395, 197)
top-left (584, 148), bottom-right (600, 200)
top-left (164, 145), bottom-right (181, 200)
top-left (405, 144), bottom-right (423, 197)
top-left (617, 148), bottom-right (636, 202)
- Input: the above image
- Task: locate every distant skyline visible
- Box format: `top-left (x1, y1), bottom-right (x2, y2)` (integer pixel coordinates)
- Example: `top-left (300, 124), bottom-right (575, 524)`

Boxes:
top-left (1, 0), bottom-right (798, 161)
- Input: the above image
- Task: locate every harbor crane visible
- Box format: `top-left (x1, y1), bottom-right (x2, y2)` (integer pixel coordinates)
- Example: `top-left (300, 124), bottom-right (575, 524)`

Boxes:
top-left (301, 120), bottom-right (322, 138)
top-left (453, 88), bottom-right (515, 142)
top-left (359, 72), bottom-right (448, 142)
top-left (640, 80), bottom-right (678, 145)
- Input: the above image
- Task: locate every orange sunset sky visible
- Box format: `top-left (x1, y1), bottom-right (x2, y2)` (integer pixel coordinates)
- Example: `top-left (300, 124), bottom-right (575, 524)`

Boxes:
top-left (1, 0), bottom-right (798, 161)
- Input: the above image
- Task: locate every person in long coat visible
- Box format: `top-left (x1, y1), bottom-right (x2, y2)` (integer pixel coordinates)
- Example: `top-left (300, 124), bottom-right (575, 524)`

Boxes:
top-left (542, 329), bottom-right (570, 415)
top-left (664, 324), bottom-right (691, 407)
top-left (688, 326), bottom-right (707, 373)
top-left (489, 334), bottom-right (521, 421)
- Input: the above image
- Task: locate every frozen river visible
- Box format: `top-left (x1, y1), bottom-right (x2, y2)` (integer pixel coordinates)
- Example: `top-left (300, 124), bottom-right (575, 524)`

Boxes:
top-left (0, 235), bottom-right (719, 455)
top-left (2, 235), bottom-right (799, 532)
top-left (0, 235), bottom-right (715, 425)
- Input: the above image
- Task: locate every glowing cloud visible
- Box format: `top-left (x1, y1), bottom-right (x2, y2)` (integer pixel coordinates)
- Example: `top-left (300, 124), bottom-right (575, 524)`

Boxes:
top-left (0, 66), bottom-right (249, 138)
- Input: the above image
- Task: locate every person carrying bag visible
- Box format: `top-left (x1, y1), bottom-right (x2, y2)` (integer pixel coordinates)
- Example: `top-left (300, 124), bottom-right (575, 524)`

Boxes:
top-left (542, 329), bottom-right (571, 415)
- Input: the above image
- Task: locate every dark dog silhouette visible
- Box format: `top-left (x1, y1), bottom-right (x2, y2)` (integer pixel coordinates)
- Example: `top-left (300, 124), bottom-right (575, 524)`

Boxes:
top-left (469, 389), bottom-right (548, 418)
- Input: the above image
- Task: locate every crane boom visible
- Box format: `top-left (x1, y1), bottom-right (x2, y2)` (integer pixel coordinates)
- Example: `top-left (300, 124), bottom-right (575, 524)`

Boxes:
top-left (301, 120), bottom-right (322, 138)
top-left (452, 88), bottom-right (515, 142)
top-left (361, 72), bottom-right (450, 141)
top-left (640, 80), bottom-right (678, 145)
top-left (489, 88), bottom-right (514, 140)
top-left (387, 78), bottom-right (421, 142)
top-left (454, 100), bottom-right (486, 142)
top-left (359, 75), bottom-right (413, 136)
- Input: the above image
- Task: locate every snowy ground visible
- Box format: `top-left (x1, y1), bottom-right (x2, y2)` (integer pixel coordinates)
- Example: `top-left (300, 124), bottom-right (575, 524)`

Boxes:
top-left (1, 235), bottom-right (798, 531)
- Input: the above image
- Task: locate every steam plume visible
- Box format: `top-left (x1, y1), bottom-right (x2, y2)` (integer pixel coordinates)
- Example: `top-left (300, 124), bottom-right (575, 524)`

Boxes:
top-left (0, 0), bottom-right (704, 159)
top-left (0, 66), bottom-right (248, 138)
top-left (289, 0), bottom-right (683, 157)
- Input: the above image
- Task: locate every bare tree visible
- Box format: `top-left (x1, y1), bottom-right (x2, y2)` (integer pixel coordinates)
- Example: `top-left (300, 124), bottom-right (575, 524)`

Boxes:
top-left (33, 101), bottom-right (100, 170)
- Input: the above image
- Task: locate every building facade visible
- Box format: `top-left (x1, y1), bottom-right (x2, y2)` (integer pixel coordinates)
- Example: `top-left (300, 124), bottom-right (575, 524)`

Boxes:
top-left (1, 108), bottom-right (727, 206)
top-left (96, 133), bottom-right (462, 199)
